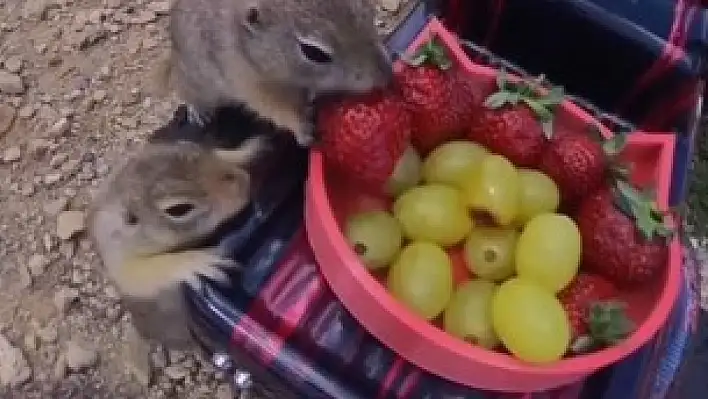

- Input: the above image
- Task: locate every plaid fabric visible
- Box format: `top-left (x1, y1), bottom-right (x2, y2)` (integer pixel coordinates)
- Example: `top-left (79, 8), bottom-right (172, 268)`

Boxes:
top-left (186, 221), bottom-right (699, 399)
top-left (182, 1), bottom-right (707, 397)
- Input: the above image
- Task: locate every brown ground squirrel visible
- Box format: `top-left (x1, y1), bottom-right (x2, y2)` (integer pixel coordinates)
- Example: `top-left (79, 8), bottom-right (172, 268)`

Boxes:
top-left (165, 0), bottom-right (393, 146)
top-left (87, 139), bottom-right (263, 349)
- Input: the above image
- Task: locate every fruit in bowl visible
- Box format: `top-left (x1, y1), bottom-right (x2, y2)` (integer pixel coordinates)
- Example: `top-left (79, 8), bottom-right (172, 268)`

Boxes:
top-left (307, 20), bottom-right (679, 392)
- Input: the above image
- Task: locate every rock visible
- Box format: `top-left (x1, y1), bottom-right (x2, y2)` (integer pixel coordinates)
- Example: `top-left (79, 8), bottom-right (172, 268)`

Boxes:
top-left (23, 332), bottom-right (38, 351)
top-left (17, 105), bottom-right (35, 119)
top-left (2, 146), bottom-right (21, 162)
top-left (0, 104), bottom-right (15, 135)
top-left (216, 384), bottom-right (233, 399)
top-left (37, 326), bottom-right (58, 344)
top-left (381, 0), bottom-right (401, 11)
top-left (22, 0), bottom-right (57, 20)
top-left (43, 173), bottom-right (62, 185)
top-left (48, 117), bottom-right (71, 137)
top-left (147, 1), bottom-right (170, 14)
top-left (125, 325), bottom-right (152, 386)
top-left (0, 334), bottom-right (32, 387)
top-left (27, 253), bottom-right (48, 276)
top-left (3, 56), bottom-right (23, 74)
top-left (56, 210), bottom-right (85, 240)
top-left (0, 71), bottom-right (25, 94)
top-left (54, 287), bottom-right (79, 313)
top-left (163, 365), bottom-right (188, 381)
top-left (64, 341), bottom-right (98, 372)
top-left (44, 197), bottom-right (69, 216)
top-left (52, 356), bottom-right (67, 379)
top-left (18, 265), bottom-right (33, 289)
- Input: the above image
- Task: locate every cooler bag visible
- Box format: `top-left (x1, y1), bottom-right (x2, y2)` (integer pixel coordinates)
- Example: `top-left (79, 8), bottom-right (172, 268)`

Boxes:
top-left (178, 1), bottom-right (707, 398)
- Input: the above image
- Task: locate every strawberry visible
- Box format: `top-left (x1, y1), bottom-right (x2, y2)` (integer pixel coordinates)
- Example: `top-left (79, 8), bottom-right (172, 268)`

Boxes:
top-left (467, 73), bottom-right (563, 167)
top-left (539, 127), bottom-right (627, 204)
top-left (575, 181), bottom-right (673, 286)
top-left (396, 39), bottom-right (480, 154)
top-left (559, 273), bottom-right (620, 340)
top-left (317, 90), bottom-right (412, 189)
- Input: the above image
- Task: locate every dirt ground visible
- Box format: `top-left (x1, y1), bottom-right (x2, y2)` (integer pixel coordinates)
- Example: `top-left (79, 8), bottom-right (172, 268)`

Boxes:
top-left (0, 0), bottom-right (416, 397)
top-left (0, 0), bottom-right (705, 397)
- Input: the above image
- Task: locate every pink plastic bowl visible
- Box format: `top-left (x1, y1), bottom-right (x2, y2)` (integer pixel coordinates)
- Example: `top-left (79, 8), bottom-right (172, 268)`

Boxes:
top-left (304, 18), bottom-right (682, 393)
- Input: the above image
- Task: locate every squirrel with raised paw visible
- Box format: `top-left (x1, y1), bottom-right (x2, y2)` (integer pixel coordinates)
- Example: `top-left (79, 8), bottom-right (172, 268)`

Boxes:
top-left (87, 138), bottom-right (264, 349)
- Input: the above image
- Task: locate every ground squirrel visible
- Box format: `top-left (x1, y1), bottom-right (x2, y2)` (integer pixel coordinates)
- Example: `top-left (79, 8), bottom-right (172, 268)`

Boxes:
top-left (165, 0), bottom-right (393, 146)
top-left (88, 139), bottom-right (263, 349)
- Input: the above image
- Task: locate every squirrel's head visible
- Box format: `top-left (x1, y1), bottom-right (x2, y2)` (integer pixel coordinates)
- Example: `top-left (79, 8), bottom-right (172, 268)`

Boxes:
top-left (238, 0), bottom-right (393, 96)
top-left (88, 140), bottom-right (263, 263)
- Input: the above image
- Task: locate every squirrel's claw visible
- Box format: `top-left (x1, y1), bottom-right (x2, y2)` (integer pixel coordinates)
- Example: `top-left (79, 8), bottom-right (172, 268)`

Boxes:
top-left (186, 104), bottom-right (211, 127)
top-left (294, 102), bottom-right (319, 147)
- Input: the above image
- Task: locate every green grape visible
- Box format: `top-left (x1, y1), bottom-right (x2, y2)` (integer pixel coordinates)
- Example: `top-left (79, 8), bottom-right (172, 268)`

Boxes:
top-left (393, 184), bottom-right (473, 247)
top-left (422, 141), bottom-right (488, 190)
top-left (462, 154), bottom-right (520, 226)
top-left (388, 242), bottom-right (453, 320)
top-left (386, 146), bottom-right (422, 197)
top-left (516, 169), bottom-right (560, 226)
top-left (345, 211), bottom-right (403, 269)
top-left (515, 213), bottom-right (581, 293)
top-left (443, 279), bottom-right (500, 349)
top-left (463, 227), bottom-right (518, 281)
top-left (492, 278), bottom-right (571, 363)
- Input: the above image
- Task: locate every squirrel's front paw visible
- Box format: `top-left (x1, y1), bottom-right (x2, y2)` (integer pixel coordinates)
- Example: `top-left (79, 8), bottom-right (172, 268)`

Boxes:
top-left (292, 104), bottom-right (318, 147)
top-left (185, 104), bottom-right (212, 127)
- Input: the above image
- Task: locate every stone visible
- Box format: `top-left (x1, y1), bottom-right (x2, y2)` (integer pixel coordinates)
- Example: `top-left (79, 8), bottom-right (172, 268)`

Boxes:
top-left (3, 56), bottom-right (23, 74)
top-left (27, 253), bottom-right (48, 276)
top-left (48, 117), bottom-right (71, 137)
top-left (2, 146), bottom-right (21, 162)
top-left (54, 287), bottom-right (79, 313)
top-left (0, 71), bottom-right (24, 94)
top-left (64, 341), bottom-right (98, 371)
top-left (56, 210), bottom-right (85, 240)
top-left (0, 104), bottom-right (15, 135)
top-left (0, 334), bottom-right (32, 387)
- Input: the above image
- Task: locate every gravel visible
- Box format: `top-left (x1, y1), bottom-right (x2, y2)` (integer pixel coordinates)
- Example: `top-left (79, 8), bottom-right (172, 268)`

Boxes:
top-left (0, 0), bottom-right (414, 396)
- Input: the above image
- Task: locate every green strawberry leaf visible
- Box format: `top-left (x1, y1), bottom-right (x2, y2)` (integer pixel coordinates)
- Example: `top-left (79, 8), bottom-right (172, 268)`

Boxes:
top-left (602, 133), bottom-right (627, 157)
top-left (404, 52), bottom-right (429, 67)
top-left (404, 38), bottom-right (452, 70)
top-left (610, 164), bottom-right (633, 181)
top-left (484, 91), bottom-right (512, 109)
top-left (587, 301), bottom-right (635, 346)
top-left (613, 180), bottom-right (674, 240)
top-left (521, 98), bottom-right (553, 121)
top-left (537, 86), bottom-right (565, 107)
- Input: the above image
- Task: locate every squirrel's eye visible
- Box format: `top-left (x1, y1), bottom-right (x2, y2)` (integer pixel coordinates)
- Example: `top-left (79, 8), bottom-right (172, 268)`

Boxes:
top-left (164, 203), bottom-right (196, 218)
top-left (298, 40), bottom-right (333, 64)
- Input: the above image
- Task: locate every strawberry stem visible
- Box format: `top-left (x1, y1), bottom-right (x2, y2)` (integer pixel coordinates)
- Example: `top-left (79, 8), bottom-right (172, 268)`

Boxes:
top-left (612, 180), bottom-right (674, 240)
top-left (571, 301), bottom-right (635, 354)
top-left (484, 72), bottom-right (564, 139)
top-left (403, 38), bottom-right (452, 70)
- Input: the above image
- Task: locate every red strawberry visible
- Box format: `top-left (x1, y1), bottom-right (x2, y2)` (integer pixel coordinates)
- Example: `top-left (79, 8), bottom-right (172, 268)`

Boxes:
top-left (467, 73), bottom-right (563, 167)
top-left (396, 39), bottom-right (480, 154)
top-left (539, 133), bottom-right (606, 203)
top-left (559, 273), bottom-right (620, 339)
top-left (318, 90), bottom-right (412, 189)
top-left (575, 181), bottom-right (673, 286)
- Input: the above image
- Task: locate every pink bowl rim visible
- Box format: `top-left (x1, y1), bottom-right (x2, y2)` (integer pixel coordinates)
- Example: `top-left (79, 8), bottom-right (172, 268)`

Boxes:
top-left (304, 17), bottom-right (682, 390)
